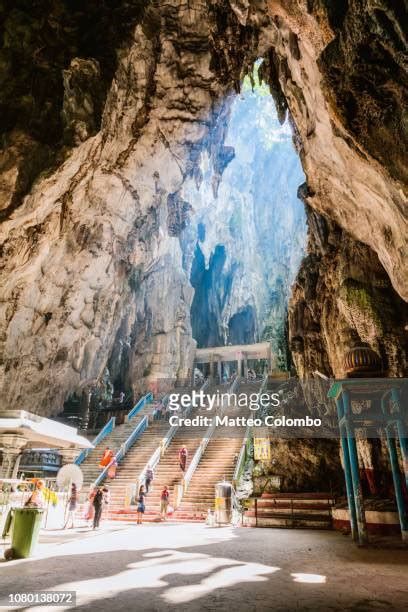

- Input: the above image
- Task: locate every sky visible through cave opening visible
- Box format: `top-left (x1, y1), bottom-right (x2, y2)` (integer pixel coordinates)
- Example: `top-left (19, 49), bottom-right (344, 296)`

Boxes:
top-left (186, 67), bottom-right (307, 368)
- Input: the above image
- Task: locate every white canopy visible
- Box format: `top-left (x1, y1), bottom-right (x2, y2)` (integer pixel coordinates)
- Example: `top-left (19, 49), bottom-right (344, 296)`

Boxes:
top-left (0, 410), bottom-right (93, 450)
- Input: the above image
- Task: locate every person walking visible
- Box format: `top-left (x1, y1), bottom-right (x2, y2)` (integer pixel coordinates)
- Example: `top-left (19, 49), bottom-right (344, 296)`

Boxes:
top-left (137, 485), bottom-right (146, 525)
top-left (99, 447), bottom-right (114, 471)
top-left (108, 457), bottom-right (118, 479)
top-left (64, 483), bottom-right (78, 529)
top-left (145, 465), bottom-right (154, 493)
top-left (179, 445), bottom-right (188, 472)
top-left (92, 487), bottom-right (104, 529)
top-left (85, 486), bottom-right (96, 526)
top-left (160, 485), bottom-right (170, 521)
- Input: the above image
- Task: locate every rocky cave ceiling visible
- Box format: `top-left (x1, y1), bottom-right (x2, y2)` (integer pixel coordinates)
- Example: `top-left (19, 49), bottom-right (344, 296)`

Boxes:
top-left (0, 0), bottom-right (407, 415)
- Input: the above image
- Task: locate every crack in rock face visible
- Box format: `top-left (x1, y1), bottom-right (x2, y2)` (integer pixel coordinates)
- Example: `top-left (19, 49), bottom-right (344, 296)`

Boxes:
top-left (0, 0), bottom-right (407, 415)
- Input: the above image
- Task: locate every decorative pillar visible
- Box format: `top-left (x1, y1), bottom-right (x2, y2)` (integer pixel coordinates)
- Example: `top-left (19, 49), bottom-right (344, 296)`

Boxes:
top-left (385, 426), bottom-right (408, 542)
top-left (382, 395), bottom-right (408, 543)
top-left (59, 448), bottom-right (80, 466)
top-left (236, 351), bottom-right (242, 378)
top-left (343, 390), bottom-right (368, 546)
top-left (243, 353), bottom-right (248, 379)
top-left (391, 387), bottom-right (408, 488)
top-left (209, 357), bottom-right (215, 381)
top-left (267, 344), bottom-right (273, 374)
top-left (336, 399), bottom-right (358, 542)
top-left (0, 434), bottom-right (28, 478)
top-left (217, 358), bottom-right (222, 383)
top-left (1, 448), bottom-right (21, 478)
top-left (12, 453), bottom-right (22, 479)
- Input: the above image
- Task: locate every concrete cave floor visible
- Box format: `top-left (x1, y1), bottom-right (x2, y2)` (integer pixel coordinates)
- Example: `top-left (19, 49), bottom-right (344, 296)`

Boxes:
top-left (0, 523), bottom-right (407, 611)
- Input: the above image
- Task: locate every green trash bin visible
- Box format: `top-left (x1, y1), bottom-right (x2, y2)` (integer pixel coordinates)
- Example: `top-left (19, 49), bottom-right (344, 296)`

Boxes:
top-left (10, 507), bottom-right (44, 559)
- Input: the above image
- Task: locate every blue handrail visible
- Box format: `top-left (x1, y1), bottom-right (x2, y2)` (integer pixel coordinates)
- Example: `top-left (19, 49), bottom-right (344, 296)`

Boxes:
top-left (94, 415), bottom-right (149, 486)
top-left (74, 416), bottom-right (116, 465)
top-left (75, 392), bottom-right (152, 465)
top-left (126, 392), bottom-right (153, 421)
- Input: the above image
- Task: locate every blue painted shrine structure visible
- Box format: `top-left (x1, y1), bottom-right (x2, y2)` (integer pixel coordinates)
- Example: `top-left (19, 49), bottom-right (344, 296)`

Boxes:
top-left (328, 379), bottom-right (407, 545)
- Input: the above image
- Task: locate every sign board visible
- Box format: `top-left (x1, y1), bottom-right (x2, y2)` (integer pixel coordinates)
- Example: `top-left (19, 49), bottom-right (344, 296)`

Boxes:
top-left (253, 437), bottom-right (271, 461)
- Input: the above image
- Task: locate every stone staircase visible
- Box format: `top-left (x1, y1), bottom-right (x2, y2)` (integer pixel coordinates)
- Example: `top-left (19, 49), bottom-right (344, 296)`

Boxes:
top-left (106, 383), bottom-right (217, 522)
top-left (105, 379), bottom-right (262, 523)
top-left (109, 422), bottom-right (209, 522)
top-left (78, 401), bottom-right (157, 491)
top-left (242, 492), bottom-right (335, 529)
top-left (172, 432), bottom-right (244, 522)
top-left (142, 424), bottom-right (209, 519)
top-left (106, 418), bottom-right (171, 516)
top-left (171, 380), bottom-right (262, 522)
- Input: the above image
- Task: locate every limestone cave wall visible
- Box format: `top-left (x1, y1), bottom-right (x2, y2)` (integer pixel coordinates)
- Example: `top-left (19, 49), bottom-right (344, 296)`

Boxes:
top-left (289, 201), bottom-right (408, 380)
top-left (0, 0), bottom-right (407, 416)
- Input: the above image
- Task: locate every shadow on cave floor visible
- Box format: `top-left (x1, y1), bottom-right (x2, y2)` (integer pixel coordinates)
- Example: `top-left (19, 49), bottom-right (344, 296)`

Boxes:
top-left (1, 523), bottom-right (407, 611)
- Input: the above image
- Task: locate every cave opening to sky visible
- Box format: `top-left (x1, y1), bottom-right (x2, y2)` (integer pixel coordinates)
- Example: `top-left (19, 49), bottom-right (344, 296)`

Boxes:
top-left (186, 66), bottom-right (307, 370)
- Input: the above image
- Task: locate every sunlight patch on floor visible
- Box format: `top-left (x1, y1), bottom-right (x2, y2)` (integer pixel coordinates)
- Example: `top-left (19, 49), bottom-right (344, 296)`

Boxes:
top-left (164, 560), bottom-right (279, 604)
top-left (6, 523), bottom-right (238, 567)
top-left (48, 549), bottom-right (279, 609)
top-left (291, 573), bottom-right (327, 584)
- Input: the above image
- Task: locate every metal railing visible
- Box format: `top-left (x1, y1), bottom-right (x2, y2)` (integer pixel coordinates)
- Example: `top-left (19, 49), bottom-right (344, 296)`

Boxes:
top-left (82, 391), bottom-right (152, 469)
top-left (136, 420), bottom-right (180, 494)
top-left (230, 375), bottom-right (241, 393)
top-left (200, 378), bottom-right (210, 392)
top-left (232, 426), bottom-right (251, 487)
top-left (135, 399), bottom-right (196, 495)
top-left (183, 421), bottom-right (216, 493)
top-left (232, 374), bottom-right (267, 487)
top-left (175, 378), bottom-right (235, 505)
top-left (91, 392), bottom-right (154, 487)
top-left (94, 415), bottom-right (149, 487)
top-left (256, 373), bottom-right (269, 417)
top-left (259, 372), bottom-right (268, 394)
top-left (75, 416), bottom-right (116, 466)
top-left (0, 478), bottom-right (71, 533)
top-left (249, 493), bottom-right (334, 528)
top-left (126, 392), bottom-right (153, 422)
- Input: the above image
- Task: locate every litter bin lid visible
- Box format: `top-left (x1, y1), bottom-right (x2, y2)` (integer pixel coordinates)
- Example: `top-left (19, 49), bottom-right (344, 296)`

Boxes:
top-left (14, 507), bottom-right (44, 513)
top-left (215, 481), bottom-right (232, 497)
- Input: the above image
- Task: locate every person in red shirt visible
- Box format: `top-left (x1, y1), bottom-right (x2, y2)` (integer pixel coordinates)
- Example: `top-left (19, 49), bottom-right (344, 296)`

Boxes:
top-left (179, 446), bottom-right (188, 472)
top-left (160, 486), bottom-right (170, 521)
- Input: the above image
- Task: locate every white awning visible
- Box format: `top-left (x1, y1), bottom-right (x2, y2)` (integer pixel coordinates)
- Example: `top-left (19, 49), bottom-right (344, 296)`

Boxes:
top-left (0, 410), bottom-right (93, 450)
